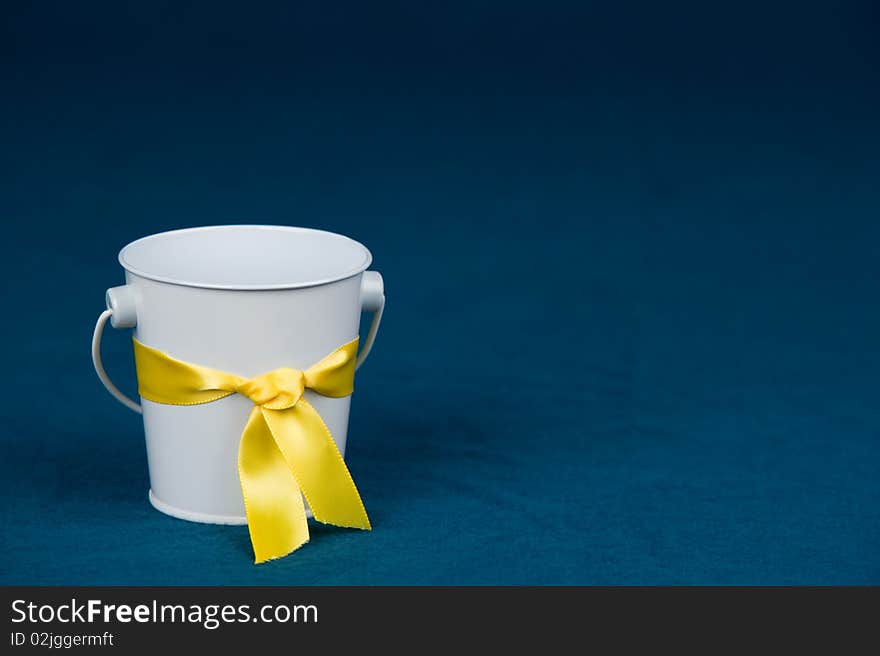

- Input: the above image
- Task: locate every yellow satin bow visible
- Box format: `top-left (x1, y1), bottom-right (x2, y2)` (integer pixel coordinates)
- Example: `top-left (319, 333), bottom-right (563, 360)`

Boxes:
top-left (132, 337), bottom-right (371, 563)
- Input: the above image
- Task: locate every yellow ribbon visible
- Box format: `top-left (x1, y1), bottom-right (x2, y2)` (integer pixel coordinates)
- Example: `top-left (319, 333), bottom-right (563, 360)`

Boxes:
top-left (132, 337), bottom-right (371, 563)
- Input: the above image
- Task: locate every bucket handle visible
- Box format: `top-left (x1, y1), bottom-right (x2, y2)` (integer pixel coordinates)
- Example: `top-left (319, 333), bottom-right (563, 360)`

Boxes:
top-left (355, 271), bottom-right (385, 369)
top-left (92, 271), bottom-right (385, 414)
top-left (92, 307), bottom-right (143, 414)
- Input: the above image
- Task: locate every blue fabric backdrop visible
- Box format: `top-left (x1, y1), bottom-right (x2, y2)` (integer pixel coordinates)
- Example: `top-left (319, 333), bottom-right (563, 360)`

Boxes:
top-left (1, 1), bottom-right (878, 584)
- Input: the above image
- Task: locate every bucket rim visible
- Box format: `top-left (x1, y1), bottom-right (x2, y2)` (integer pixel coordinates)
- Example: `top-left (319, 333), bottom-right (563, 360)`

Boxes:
top-left (118, 224), bottom-right (373, 290)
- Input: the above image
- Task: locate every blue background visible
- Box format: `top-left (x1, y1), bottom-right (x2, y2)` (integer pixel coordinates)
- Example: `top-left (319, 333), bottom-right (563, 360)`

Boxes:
top-left (1, 2), bottom-right (878, 584)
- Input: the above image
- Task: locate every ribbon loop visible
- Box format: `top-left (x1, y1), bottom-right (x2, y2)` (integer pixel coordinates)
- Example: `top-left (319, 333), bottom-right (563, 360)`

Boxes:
top-left (132, 337), bottom-right (370, 563)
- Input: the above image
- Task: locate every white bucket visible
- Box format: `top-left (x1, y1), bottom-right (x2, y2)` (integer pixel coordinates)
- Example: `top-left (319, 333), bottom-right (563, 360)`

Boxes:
top-left (91, 225), bottom-right (385, 525)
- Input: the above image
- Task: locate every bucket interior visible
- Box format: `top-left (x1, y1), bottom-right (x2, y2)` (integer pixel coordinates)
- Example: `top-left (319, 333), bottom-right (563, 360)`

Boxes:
top-left (119, 226), bottom-right (371, 290)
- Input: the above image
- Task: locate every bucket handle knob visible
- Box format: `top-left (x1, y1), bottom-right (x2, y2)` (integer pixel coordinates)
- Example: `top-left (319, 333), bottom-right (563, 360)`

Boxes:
top-left (356, 271), bottom-right (385, 369)
top-left (92, 285), bottom-right (143, 414)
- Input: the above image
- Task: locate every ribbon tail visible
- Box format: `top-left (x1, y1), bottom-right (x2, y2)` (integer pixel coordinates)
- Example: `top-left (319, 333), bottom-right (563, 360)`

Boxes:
top-left (238, 406), bottom-right (310, 563)
top-left (263, 401), bottom-right (371, 531)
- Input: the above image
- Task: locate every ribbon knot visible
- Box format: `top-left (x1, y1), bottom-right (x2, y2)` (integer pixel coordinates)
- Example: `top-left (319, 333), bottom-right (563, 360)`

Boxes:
top-left (132, 337), bottom-right (370, 563)
top-left (236, 367), bottom-right (305, 409)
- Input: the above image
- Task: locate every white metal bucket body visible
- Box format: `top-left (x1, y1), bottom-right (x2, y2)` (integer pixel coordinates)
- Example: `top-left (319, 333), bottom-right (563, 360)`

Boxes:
top-left (134, 272), bottom-right (363, 524)
top-left (91, 226), bottom-right (384, 525)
